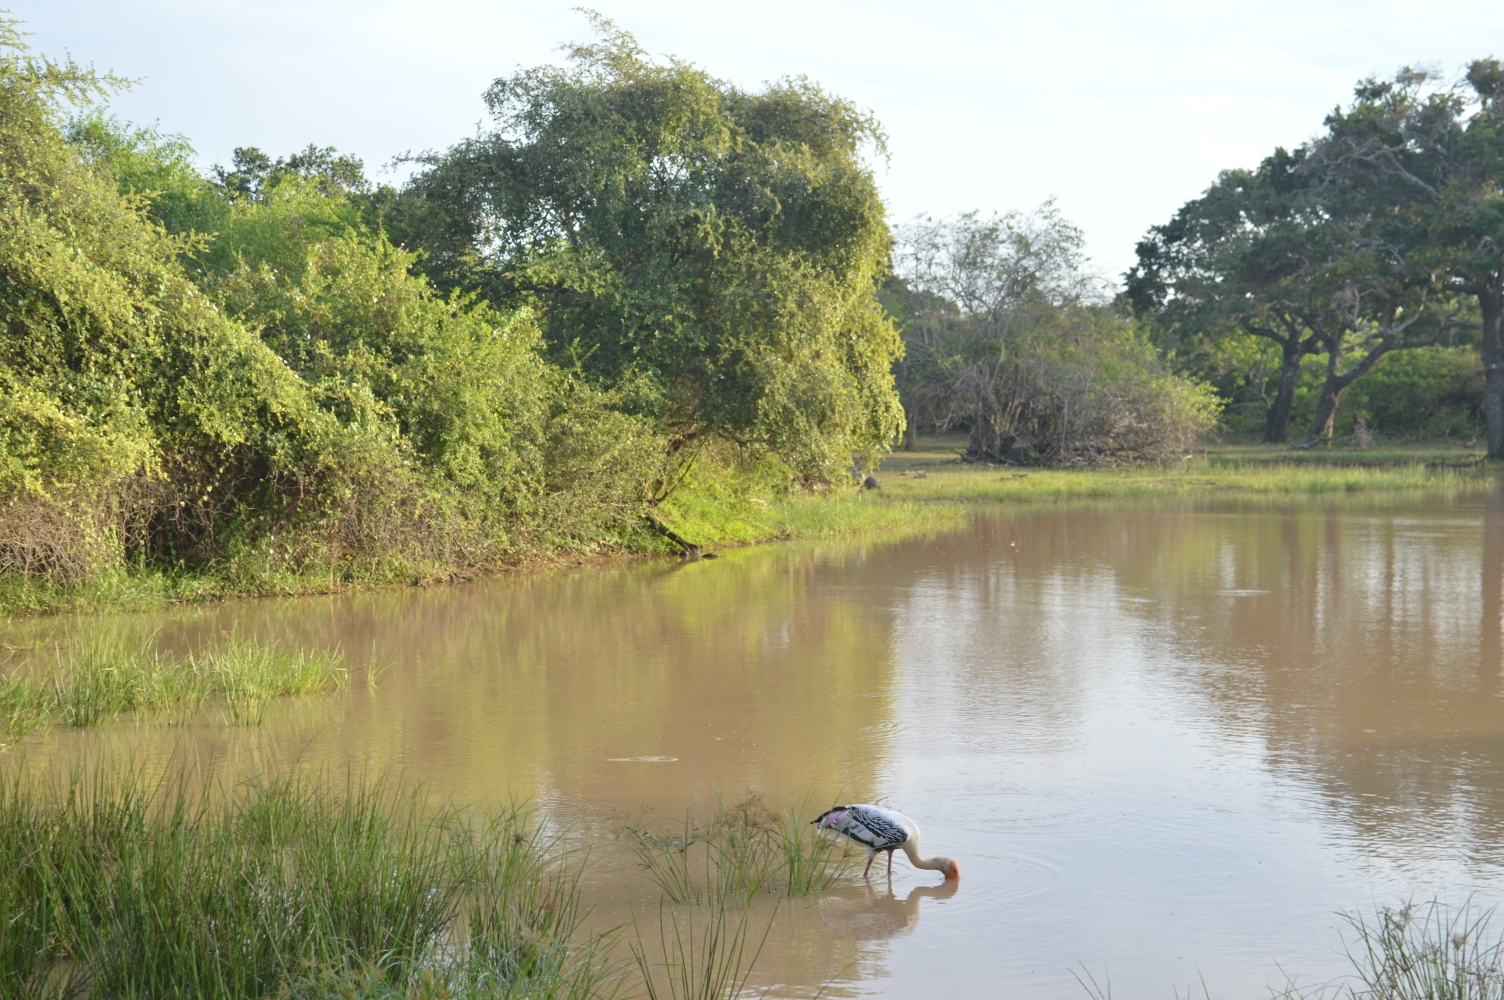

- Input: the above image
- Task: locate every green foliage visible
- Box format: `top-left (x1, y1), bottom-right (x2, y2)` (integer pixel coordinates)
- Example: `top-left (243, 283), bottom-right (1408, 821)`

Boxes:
top-left (892, 207), bottom-right (1221, 463)
top-left (1302, 64), bottom-right (1504, 456)
top-left (0, 632), bottom-right (348, 741)
top-left (66, 112), bottom-right (226, 238)
top-left (0, 17), bottom-right (667, 596)
top-left (0, 770), bottom-right (605, 999)
top-left (1128, 139), bottom-right (1464, 445)
top-left (1133, 60), bottom-right (1504, 451)
top-left (0, 17), bottom-right (369, 586)
top-left (396, 16), bottom-right (904, 485)
top-left (1345, 345), bottom-right (1484, 439)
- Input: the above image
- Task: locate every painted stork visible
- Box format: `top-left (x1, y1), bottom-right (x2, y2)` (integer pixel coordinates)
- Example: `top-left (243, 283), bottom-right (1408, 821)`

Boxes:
top-left (812, 804), bottom-right (960, 880)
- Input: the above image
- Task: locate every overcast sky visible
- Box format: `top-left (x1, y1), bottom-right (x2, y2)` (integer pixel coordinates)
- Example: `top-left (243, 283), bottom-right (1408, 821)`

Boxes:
top-left (20, 1), bottom-right (1504, 280)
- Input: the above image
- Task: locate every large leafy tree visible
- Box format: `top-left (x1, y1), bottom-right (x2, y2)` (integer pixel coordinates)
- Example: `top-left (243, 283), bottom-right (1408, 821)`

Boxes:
top-left (393, 18), bottom-right (903, 486)
top-left (1303, 63), bottom-right (1504, 456)
top-left (1132, 102), bottom-right (1472, 445)
top-left (1128, 150), bottom-right (1327, 443)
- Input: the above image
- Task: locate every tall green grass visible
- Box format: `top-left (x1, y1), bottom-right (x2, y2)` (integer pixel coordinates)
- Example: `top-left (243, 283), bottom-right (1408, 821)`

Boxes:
top-left (0, 633), bottom-right (349, 744)
top-left (1338, 898), bottom-right (1504, 1000)
top-left (877, 460), bottom-right (1496, 506)
top-left (621, 794), bottom-right (859, 906)
top-left (0, 768), bottom-right (614, 1000)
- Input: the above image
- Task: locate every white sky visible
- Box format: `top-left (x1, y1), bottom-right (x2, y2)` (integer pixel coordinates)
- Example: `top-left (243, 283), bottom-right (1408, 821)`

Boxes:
top-left (21, 0), bottom-right (1504, 281)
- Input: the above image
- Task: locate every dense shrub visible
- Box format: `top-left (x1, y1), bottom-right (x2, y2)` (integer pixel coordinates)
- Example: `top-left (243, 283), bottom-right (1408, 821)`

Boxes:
top-left (892, 208), bottom-right (1221, 464)
top-left (0, 21), bottom-right (660, 593)
top-left (1342, 346), bottom-right (1484, 440)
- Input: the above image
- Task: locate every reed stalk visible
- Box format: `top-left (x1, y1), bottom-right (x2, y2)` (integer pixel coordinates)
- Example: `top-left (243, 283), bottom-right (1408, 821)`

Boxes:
top-left (1075, 899), bottom-right (1504, 1000)
top-left (1341, 898), bottom-right (1504, 1000)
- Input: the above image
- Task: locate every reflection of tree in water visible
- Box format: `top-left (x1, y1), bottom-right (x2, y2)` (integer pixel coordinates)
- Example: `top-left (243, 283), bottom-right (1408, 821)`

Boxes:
top-left (818, 879), bottom-right (960, 940)
top-left (873, 497), bottom-right (1504, 874)
top-left (1, 531), bottom-right (916, 812)
top-left (974, 495), bottom-right (1504, 871)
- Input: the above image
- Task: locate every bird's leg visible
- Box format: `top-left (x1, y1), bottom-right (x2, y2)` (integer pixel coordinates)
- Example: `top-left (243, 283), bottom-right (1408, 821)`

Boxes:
top-left (862, 852), bottom-right (876, 879)
top-left (886, 849), bottom-right (895, 879)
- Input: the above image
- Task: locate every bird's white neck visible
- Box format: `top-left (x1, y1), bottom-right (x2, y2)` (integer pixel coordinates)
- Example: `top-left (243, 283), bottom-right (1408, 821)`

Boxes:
top-left (900, 841), bottom-right (948, 872)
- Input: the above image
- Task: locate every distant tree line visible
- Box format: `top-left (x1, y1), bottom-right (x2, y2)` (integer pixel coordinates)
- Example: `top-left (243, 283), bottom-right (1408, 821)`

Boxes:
top-left (883, 204), bottom-right (1220, 464)
top-left (1128, 61), bottom-right (1504, 454)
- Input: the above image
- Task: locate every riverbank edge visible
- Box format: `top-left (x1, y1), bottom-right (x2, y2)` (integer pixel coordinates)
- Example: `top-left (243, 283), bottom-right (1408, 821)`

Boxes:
top-left (3, 444), bottom-right (1496, 620)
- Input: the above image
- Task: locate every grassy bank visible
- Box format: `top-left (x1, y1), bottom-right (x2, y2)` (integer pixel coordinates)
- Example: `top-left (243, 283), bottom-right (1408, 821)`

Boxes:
top-left (872, 436), bottom-right (1496, 506)
top-left (4, 437), bottom-right (1495, 619)
top-left (0, 770), bottom-right (853, 1000)
top-left (2, 761), bottom-right (1497, 1000)
top-left (0, 634), bottom-right (349, 745)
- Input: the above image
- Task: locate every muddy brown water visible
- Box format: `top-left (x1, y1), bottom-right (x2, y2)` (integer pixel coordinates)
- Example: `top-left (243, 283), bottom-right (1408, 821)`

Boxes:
top-left (6, 492), bottom-right (1504, 998)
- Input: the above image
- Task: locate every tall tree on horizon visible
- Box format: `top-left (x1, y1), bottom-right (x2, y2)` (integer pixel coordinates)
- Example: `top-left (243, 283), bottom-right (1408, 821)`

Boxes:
top-left (391, 16), bottom-right (903, 487)
top-left (1303, 61), bottom-right (1504, 456)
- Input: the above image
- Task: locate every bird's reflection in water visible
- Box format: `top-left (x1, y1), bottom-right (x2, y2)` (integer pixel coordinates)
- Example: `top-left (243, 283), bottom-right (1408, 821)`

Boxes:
top-left (817, 880), bottom-right (960, 940)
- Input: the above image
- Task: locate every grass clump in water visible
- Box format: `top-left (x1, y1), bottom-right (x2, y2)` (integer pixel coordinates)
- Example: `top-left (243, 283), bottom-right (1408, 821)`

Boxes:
top-left (202, 638), bottom-right (348, 725)
top-left (0, 633), bottom-right (349, 743)
top-left (622, 793), bottom-right (859, 906)
top-left (0, 768), bottom-right (612, 1000)
top-left (1337, 898), bottom-right (1504, 1000)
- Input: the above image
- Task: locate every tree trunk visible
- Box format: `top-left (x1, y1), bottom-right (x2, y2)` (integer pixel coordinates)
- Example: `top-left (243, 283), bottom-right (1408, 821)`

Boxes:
top-left (1482, 286), bottom-right (1504, 460)
top-left (904, 407), bottom-right (917, 451)
top-left (1313, 363), bottom-right (1395, 441)
top-left (1312, 342), bottom-right (1394, 440)
top-left (1311, 386), bottom-right (1341, 438)
top-left (1264, 340), bottom-right (1304, 444)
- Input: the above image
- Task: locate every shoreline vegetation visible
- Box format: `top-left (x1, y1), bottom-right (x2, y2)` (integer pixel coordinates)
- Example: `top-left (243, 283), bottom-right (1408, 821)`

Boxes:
top-left (3, 437), bottom-right (1495, 619)
top-left (6, 12), bottom-right (1504, 1000)
top-left (0, 764), bottom-right (1495, 1000)
top-left (0, 633), bottom-right (349, 745)
top-left (3, 15), bottom-right (1498, 626)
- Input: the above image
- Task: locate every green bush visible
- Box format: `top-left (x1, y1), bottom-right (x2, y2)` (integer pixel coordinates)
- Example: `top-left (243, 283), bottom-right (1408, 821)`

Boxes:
top-left (0, 23), bottom-right (662, 599)
top-left (1345, 345), bottom-right (1484, 439)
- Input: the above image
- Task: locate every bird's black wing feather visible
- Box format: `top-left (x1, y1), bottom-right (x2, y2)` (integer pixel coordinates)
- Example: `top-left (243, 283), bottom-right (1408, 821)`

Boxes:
top-left (848, 806), bottom-right (908, 851)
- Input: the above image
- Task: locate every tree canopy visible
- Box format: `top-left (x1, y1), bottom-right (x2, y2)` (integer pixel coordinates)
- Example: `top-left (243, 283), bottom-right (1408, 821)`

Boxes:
top-left (1131, 61), bottom-right (1500, 450)
top-left (0, 15), bottom-right (656, 587)
top-left (892, 205), bottom-right (1220, 464)
top-left (392, 17), bottom-right (903, 484)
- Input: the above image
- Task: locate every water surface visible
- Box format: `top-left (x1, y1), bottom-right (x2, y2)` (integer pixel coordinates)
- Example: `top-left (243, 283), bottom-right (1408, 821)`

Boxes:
top-left (8, 493), bottom-right (1504, 998)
